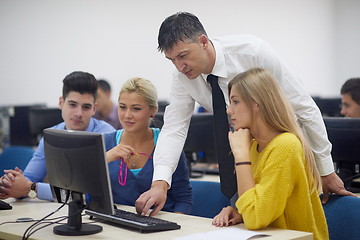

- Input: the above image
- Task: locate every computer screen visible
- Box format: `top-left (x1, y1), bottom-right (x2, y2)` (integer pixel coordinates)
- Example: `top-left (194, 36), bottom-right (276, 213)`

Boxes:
top-left (323, 117), bottom-right (360, 187)
top-left (157, 100), bottom-right (169, 113)
top-left (43, 128), bottom-right (114, 236)
top-left (29, 108), bottom-right (63, 145)
top-left (150, 112), bottom-right (164, 129)
top-left (323, 117), bottom-right (360, 164)
top-left (9, 104), bottom-right (46, 146)
top-left (183, 113), bottom-right (218, 176)
top-left (312, 97), bottom-right (342, 117)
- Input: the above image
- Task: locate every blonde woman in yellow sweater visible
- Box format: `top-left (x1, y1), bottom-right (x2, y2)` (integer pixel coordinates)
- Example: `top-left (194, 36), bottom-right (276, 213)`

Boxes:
top-left (212, 68), bottom-right (329, 240)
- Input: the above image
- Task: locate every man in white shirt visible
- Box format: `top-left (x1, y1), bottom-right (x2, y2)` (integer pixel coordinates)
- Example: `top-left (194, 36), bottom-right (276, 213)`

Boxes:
top-left (135, 11), bottom-right (356, 217)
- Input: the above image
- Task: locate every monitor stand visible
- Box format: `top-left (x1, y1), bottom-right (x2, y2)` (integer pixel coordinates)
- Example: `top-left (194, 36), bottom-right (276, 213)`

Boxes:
top-left (53, 193), bottom-right (102, 236)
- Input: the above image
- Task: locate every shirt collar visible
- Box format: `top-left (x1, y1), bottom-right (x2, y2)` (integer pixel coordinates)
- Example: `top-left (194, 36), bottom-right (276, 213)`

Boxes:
top-left (85, 118), bottom-right (95, 132)
top-left (64, 118), bottom-right (95, 131)
top-left (201, 38), bottom-right (227, 80)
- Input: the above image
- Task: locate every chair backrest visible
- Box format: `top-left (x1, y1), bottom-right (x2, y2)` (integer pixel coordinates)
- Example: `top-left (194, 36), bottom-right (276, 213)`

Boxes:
top-left (0, 145), bottom-right (35, 172)
top-left (190, 180), bottom-right (230, 218)
top-left (323, 117), bottom-right (360, 164)
top-left (322, 195), bottom-right (360, 240)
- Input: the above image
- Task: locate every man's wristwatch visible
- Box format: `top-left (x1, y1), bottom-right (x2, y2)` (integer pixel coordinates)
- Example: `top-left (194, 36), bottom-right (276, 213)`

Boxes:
top-left (28, 182), bottom-right (37, 198)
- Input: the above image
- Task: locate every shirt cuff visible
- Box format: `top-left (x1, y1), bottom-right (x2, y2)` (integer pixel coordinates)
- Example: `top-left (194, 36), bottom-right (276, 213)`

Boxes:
top-left (316, 155), bottom-right (335, 176)
top-left (37, 182), bottom-right (54, 201)
top-left (152, 165), bottom-right (173, 189)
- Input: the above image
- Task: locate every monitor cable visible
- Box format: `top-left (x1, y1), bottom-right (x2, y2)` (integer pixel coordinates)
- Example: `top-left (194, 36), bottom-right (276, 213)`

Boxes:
top-left (22, 190), bottom-right (71, 240)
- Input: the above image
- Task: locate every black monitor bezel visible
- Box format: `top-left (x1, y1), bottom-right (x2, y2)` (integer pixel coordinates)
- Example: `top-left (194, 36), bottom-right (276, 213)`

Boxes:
top-left (43, 128), bottom-right (114, 215)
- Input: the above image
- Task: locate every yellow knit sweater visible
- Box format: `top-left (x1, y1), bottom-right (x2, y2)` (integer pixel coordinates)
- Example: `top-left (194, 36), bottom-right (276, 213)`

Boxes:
top-left (235, 133), bottom-right (329, 240)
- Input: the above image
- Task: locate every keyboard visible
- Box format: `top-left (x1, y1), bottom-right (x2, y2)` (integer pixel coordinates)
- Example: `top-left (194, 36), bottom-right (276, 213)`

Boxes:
top-left (85, 208), bottom-right (181, 232)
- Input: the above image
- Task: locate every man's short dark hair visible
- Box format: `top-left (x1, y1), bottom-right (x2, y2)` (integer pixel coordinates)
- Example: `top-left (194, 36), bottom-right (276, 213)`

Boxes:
top-left (341, 78), bottom-right (360, 105)
top-left (157, 12), bottom-right (207, 52)
top-left (97, 79), bottom-right (111, 92)
top-left (62, 71), bottom-right (98, 100)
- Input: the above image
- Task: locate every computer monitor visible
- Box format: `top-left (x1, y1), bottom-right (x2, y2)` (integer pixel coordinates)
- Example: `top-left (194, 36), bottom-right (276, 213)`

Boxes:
top-left (150, 112), bottom-right (164, 129)
top-left (323, 117), bottom-right (360, 164)
top-left (43, 128), bottom-right (114, 236)
top-left (183, 113), bottom-right (218, 176)
top-left (313, 97), bottom-right (343, 117)
top-left (29, 108), bottom-right (63, 145)
top-left (323, 117), bottom-right (360, 185)
top-left (157, 100), bottom-right (169, 113)
top-left (183, 113), bottom-right (215, 153)
top-left (9, 104), bottom-right (46, 146)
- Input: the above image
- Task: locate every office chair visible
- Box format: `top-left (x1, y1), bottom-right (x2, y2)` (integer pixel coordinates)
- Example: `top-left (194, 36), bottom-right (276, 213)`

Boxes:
top-left (323, 117), bottom-right (360, 189)
top-left (322, 195), bottom-right (360, 240)
top-left (0, 145), bottom-right (35, 173)
top-left (190, 180), bottom-right (230, 218)
top-left (183, 113), bottom-right (218, 177)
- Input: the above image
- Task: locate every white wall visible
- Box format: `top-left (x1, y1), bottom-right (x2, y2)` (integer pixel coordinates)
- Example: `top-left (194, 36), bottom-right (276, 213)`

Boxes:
top-left (335, 0), bottom-right (360, 87)
top-left (0, 0), bottom-right (359, 107)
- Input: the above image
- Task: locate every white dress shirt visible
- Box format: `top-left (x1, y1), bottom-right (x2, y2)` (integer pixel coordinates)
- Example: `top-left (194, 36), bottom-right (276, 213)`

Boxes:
top-left (153, 34), bottom-right (333, 186)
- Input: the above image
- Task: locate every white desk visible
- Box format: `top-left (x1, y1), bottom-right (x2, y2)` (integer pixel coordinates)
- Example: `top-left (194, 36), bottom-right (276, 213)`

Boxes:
top-left (191, 174), bottom-right (220, 182)
top-left (0, 198), bottom-right (312, 240)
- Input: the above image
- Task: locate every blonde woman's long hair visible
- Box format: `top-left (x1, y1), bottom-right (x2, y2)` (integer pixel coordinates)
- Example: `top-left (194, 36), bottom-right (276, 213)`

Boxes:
top-left (228, 68), bottom-right (321, 193)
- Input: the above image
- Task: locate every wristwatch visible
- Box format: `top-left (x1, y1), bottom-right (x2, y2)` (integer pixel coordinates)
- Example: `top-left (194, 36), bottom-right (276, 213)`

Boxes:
top-left (28, 182), bottom-right (37, 198)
